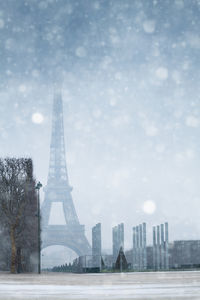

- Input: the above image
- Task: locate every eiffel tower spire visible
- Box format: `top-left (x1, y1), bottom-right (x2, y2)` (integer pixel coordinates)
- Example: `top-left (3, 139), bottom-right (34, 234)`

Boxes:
top-left (48, 90), bottom-right (69, 186)
top-left (41, 91), bottom-right (91, 257)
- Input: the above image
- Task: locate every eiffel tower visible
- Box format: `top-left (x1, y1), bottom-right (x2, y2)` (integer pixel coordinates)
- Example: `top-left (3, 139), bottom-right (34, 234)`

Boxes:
top-left (41, 91), bottom-right (91, 256)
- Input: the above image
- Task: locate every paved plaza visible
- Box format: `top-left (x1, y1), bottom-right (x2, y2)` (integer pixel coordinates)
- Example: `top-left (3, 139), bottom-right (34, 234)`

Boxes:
top-left (0, 271), bottom-right (200, 299)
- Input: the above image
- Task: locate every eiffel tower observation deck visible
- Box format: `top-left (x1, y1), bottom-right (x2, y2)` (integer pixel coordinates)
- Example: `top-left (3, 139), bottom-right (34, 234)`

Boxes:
top-left (41, 91), bottom-right (91, 256)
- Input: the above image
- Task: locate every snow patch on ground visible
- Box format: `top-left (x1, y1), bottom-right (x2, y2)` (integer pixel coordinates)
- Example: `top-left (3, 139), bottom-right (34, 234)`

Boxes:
top-left (0, 283), bottom-right (200, 299)
top-left (1, 272), bottom-right (200, 299)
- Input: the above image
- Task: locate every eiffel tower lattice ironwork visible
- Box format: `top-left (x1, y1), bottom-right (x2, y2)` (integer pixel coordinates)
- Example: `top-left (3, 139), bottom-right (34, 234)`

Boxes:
top-left (41, 91), bottom-right (91, 256)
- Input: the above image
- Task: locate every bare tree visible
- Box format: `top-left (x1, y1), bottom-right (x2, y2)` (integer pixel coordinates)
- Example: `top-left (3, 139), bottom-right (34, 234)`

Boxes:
top-left (0, 158), bottom-right (38, 273)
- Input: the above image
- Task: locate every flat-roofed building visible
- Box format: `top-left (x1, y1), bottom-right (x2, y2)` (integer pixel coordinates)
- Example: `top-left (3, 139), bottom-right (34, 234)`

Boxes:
top-left (171, 240), bottom-right (200, 269)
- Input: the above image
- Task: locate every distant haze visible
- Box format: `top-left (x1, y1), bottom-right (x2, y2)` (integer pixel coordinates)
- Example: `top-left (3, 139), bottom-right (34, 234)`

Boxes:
top-left (1, 0), bottom-right (200, 255)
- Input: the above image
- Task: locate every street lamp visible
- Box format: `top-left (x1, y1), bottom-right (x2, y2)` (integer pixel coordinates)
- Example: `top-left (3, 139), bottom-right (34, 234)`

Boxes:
top-left (35, 181), bottom-right (42, 274)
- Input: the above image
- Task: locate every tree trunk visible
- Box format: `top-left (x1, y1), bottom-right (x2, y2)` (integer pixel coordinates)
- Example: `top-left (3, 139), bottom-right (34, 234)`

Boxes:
top-left (10, 226), bottom-right (16, 273)
top-left (16, 247), bottom-right (22, 273)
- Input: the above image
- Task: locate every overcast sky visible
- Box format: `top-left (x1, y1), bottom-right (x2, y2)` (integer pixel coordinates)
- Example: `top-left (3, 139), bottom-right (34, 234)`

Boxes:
top-left (0, 0), bottom-right (200, 252)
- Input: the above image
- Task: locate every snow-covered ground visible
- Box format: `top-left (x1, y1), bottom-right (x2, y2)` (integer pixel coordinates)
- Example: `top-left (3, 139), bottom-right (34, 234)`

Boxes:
top-left (0, 271), bottom-right (200, 300)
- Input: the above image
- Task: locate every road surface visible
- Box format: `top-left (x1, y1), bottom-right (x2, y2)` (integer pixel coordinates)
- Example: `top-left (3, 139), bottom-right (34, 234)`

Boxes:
top-left (0, 271), bottom-right (200, 299)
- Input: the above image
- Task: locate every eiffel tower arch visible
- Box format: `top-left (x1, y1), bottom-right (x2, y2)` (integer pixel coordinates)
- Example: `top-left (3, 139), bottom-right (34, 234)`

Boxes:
top-left (41, 91), bottom-right (91, 256)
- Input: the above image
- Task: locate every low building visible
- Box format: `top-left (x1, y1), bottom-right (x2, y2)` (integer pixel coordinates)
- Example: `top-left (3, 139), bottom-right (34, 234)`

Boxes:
top-left (171, 240), bottom-right (200, 269)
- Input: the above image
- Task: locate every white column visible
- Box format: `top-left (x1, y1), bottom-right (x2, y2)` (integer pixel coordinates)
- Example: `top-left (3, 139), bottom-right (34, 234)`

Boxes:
top-left (139, 224), bottom-right (143, 270)
top-left (156, 225), bottom-right (160, 270)
top-left (160, 224), bottom-right (165, 270)
top-left (132, 227), bottom-right (136, 270)
top-left (136, 226), bottom-right (139, 270)
top-left (153, 226), bottom-right (156, 270)
top-left (165, 222), bottom-right (169, 270)
top-left (143, 223), bottom-right (147, 270)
